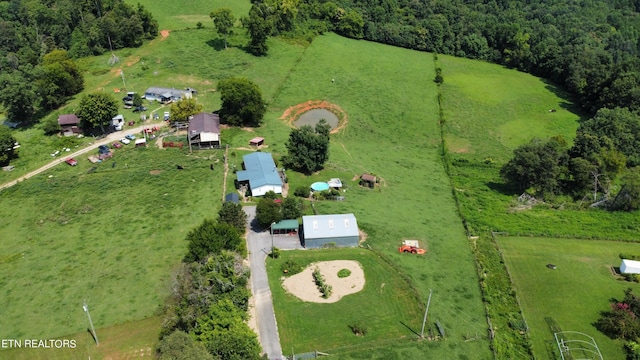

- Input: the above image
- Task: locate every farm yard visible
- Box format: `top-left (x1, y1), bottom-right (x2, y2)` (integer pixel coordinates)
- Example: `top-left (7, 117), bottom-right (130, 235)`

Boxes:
top-left (1, 0), bottom-right (639, 359)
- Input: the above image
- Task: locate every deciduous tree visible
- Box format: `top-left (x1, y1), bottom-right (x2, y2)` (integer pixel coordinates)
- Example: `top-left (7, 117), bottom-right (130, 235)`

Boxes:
top-left (76, 92), bottom-right (118, 133)
top-left (256, 196), bottom-right (282, 228)
top-left (169, 98), bottom-right (203, 122)
top-left (0, 125), bottom-right (18, 166)
top-left (500, 137), bottom-right (569, 196)
top-left (282, 119), bottom-right (331, 175)
top-left (218, 77), bottom-right (265, 126)
top-left (184, 220), bottom-right (243, 263)
top-left (218, 202), bottom-right (247, 234)
top-left (210, 8), bottom-right (235, 49)
top-left (157, 330), bottom-right (214, 360)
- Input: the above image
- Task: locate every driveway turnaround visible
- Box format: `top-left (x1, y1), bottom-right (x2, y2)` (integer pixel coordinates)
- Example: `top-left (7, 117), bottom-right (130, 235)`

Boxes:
top-left (244, 206), bottom-right (304, 360)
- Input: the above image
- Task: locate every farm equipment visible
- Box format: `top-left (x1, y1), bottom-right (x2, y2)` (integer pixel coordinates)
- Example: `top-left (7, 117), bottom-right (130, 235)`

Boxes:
top-left (399, 240), bottom-right (427, 255)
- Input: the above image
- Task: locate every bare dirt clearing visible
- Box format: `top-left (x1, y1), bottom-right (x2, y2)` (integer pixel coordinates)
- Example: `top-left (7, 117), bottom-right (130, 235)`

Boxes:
top-left (282, 260), bottom-right (364, 303)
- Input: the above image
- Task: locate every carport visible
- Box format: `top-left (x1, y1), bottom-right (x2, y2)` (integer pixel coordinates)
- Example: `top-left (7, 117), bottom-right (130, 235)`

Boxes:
top-left (271, 219), bottom-right (299, 235)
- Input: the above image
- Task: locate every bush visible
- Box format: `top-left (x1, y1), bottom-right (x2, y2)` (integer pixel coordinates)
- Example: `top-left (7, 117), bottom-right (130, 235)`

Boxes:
top-left (270, 247), bottom-right (281, 259)
top-left (312, 267), bottom-right (332, 298)
top-left (337, 269), bottom-right (351, 278)
top-left (294, 186), bottom-right (310, 198)
top-left (348, 321), bottom-right (368, 336)
top-left (280, 260), bottom-right (303, 275)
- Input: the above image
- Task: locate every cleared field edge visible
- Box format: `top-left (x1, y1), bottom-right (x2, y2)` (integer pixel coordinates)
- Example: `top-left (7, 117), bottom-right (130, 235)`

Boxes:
top-left (495, 236), bottom-right (638, 359)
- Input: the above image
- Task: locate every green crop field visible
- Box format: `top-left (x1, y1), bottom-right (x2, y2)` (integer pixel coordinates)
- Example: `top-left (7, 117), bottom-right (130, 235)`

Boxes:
top-left (497, 236), bottom-right (640, 359)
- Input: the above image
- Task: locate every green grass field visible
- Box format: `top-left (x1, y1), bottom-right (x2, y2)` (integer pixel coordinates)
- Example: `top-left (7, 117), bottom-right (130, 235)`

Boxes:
top-left (267, 249), bottom-right (426, 357)
top-left (3, 0), bottom-right (639, 358)
top-left (497, 236), bottom-right (640, 359)
top-left (0, 146), bottom-right (224, 341)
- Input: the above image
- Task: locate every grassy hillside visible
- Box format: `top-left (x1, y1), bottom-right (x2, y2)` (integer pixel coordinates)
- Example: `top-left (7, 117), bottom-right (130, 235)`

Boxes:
top-left (262, 33), bottom-right (491, 359)
top-left (2, 0), bottom-right (637, 358)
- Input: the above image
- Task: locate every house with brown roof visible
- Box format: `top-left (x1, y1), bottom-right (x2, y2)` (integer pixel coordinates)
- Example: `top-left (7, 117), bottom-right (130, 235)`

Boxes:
top-left (58, 114), bottom-right (80, 136)
top-left (188, 112), bottom-right (220, 149)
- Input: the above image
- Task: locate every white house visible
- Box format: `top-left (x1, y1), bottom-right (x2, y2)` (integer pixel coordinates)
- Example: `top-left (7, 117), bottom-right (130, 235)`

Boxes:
top-left (620, 259), bottom-right (640, 274)
top-left (236, 152), bottom-right (283, 197)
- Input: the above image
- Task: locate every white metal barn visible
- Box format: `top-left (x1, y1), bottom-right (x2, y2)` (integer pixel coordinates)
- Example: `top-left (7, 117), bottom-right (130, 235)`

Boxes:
top-left (620, 259), bottom-right (640, 274)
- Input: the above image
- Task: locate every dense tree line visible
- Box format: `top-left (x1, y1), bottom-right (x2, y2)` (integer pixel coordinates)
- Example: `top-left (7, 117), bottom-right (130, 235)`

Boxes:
top-left (240, 0), bottom-right (640, 117)
top-left (158, 205), bottom-right (263, 360)
top-left (501, 107), bottom-right (640, 210)
top-left (0, 0), bottom-right (157, 124)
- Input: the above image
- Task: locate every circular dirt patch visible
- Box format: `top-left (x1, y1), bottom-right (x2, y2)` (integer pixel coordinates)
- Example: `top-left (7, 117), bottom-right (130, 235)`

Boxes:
top-left (294, 109), bottom-right (339, 130)
top-left (281, 260), bottom-right (364, 303)
top-left (150, 170), bottom-right (162, 175)
top-left (280, 100), bottom-right (348, 134)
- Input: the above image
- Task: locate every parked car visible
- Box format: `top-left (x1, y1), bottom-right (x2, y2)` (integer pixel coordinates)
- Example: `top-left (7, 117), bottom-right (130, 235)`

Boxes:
top-left (120, 138), bottom-right (131, 145)
top-left (98, 145), bottom-right (110, 154)
top-left (164, 111), bottom-right (170, 120)
top-left (112, 142), bottom-right (122, 149)
top-left (125, 134), bottom-right (136, 140)
top-left (133, 105), bottom-right (147, 112)
top-left (65, 158), bottom-right (78, 166)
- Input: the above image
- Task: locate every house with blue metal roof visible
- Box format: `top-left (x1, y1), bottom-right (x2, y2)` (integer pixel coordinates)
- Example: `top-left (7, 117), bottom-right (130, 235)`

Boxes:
top-left (302, 214), bottom-right (359, 248)
top-left (236, 152), bottom-right (283, 197)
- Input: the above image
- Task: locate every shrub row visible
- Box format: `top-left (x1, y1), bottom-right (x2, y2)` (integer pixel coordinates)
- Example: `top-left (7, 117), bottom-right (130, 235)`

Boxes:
top-left (312, 267), bottom-right (332, 299)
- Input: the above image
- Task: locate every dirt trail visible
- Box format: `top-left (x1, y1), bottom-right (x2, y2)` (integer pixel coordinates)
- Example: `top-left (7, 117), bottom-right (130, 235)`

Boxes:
top-left (0, 122), bottom-right (168, 192)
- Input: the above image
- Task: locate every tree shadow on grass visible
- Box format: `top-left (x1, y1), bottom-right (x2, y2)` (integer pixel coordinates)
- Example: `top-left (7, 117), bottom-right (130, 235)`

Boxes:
top-left (487, 181), bottom-right (521, 196)
top-left (206, 38), bottom-right (226, 51)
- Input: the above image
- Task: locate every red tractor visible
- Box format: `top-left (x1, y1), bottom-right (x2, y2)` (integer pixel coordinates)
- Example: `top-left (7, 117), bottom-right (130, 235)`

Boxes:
top-left (398, 240), bottom-right (427, 255)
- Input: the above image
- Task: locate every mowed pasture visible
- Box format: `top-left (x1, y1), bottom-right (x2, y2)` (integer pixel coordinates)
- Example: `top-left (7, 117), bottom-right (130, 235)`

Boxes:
top-left (497, 236), bottom-right (640, 359)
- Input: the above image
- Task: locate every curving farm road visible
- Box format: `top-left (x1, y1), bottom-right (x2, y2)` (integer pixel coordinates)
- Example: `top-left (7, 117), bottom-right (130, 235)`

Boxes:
top-left (0, 122), bottom-right (168, 192)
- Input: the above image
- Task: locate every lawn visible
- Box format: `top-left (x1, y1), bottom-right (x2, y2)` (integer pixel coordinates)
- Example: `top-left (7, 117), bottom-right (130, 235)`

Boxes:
top-left (267, 249), bottom-right (425, 357)
top-left (496, 236), bottom-right (640, 359)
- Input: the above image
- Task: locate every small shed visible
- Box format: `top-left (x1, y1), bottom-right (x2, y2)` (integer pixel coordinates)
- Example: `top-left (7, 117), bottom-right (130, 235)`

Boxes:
top-left (249, 137), bottom-right (265, 147)
top-left (302, 214), bottom-right (359, 248)
top-left (360, 174), bottom-right (377, 188)
top-left (620, 259), bottom-right (640, 274)
top-left (135, 138), bottom-right (147, 147)
top-left (271, 219), bottom-right (299, 235)
top-left (58, 114), bottom-right (81, 136)
top-left (225, 193), bottom-right (240, 203)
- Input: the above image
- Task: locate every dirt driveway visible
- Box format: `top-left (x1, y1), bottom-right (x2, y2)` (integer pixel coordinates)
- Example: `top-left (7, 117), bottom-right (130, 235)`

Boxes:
top-left (0, 122), bottom-right (168, 191)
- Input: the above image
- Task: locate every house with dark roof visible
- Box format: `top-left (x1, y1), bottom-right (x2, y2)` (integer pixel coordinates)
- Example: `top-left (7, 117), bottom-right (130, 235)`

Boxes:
top-left (58, 114), bottom-right (81, 136)
top-left (144, 87), bottom-right (191, 103)
top-left (188, 113), bottom-right (220, 149)
top-left (236, 152), bottom-right (283, 197)
top-left (302, 214), bottom-right (359, 248)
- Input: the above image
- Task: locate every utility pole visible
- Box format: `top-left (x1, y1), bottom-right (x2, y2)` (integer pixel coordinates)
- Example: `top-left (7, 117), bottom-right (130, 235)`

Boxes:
top-left (270, 222), bottom-right (276, 255)
top-left (420, 289), bottom-right (433, 338)
top-left (83, 300), bottom-right (99, 345)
